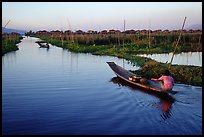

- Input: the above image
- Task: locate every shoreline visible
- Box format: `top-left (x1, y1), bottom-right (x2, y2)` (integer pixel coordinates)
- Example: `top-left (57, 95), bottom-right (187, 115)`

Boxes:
top-left (34, 36), bottom-right (202, 87)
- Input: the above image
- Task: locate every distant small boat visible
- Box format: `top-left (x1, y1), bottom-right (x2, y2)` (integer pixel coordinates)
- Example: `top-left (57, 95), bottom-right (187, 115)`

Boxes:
top-left (36, 41), bottom-right (49, 48)
top-left (107, 62), bottom-right (167, 93)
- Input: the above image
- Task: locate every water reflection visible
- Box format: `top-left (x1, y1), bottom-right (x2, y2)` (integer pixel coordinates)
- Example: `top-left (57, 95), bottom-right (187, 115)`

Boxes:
top-left (2, 51), bottom-right (17, 69)
top-left (38, 46), bottom-right (50, 51)
top-left (160, 99), bottom-right (173, 121)
top-left (110, 77), bottom-right (175, 121)
top-left (69, 51), bottom-right (79, 73)
top-left (137, 52), bottom-right (202, 67)
top-left (3, 37), bottom-right (202, 134)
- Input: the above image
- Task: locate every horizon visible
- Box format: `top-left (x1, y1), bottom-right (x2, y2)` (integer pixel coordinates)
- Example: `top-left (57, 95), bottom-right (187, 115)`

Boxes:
top-left (2, 2), bottom-right (202, 32)
top-left (3, 24), bottom-right (202, 34)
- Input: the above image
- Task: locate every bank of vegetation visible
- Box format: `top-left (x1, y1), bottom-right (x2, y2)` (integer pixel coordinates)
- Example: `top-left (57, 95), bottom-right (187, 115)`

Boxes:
top-left (29, 30), bottom-right (202, 86)
top-left (2, 33), bottom-right (23, 55)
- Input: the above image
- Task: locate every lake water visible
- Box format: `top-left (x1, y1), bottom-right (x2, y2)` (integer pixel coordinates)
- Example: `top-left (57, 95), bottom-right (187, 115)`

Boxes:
top-left (2, 37), bottom-right (202, 135)
top-left (137, 52), bottom-right (202, 67)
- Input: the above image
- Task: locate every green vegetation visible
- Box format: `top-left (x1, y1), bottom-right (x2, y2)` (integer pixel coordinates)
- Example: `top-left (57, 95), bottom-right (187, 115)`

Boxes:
top-left (131, 60), bottom-right (202, 86)
top-left (35, 33), bottom-right (202, 86)
top-left (2, 36), bottom-right (22, 55)
top-left (36, 32), bottom-right (202, 53)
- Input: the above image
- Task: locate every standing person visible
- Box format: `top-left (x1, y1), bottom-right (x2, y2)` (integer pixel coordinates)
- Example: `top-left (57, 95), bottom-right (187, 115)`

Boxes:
top-left (151, 69), bottom-right (174, 91)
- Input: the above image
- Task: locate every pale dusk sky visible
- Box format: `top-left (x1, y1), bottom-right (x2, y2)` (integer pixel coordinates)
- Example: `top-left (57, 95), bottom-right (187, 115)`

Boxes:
top-left (2, 2), bottom-right (202, 32)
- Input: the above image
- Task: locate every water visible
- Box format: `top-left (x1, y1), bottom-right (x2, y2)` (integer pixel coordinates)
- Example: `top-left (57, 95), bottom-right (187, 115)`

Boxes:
top-left (137, 52), bottom-right (202, 67)
top-left (2, 37), bottom-right (202, 135)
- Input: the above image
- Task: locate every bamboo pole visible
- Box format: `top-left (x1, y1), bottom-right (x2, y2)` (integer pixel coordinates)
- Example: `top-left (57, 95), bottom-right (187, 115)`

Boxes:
top-left (67, 17), bottom-right (74, 45)
top-left (148, 19), bottom-right (151, 49)
top-left (61, 34), bottom-right (64, 46)
top-left (118, 32), bottom-right (120, 46)
top-left (123, 19), bottom-right (125, 68)
top-left (168, 17), bottom-right (187, 69)
top-left (3, 20), bottom-right (11, 47)
top-left (2, 20), bottom-right (10, 32)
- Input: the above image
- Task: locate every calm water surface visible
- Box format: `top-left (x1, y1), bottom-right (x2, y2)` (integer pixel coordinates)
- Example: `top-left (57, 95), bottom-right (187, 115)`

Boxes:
top-left (137, 52), bottom-right (202, 67)
top-left (2, 37), bottom-right (202, 135)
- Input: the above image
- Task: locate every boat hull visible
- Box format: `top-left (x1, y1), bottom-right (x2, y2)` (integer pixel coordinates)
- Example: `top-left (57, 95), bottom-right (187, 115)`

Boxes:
top-left (107, 62), bottom-right (166, 93)
top-left (36, 41), bottom-right (49, 48)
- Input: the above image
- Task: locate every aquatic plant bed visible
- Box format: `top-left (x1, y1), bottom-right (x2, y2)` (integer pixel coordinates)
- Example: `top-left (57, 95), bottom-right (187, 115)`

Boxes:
top-left (2, 37), bottom-right (22, 56)
top-left (37, 37), bottom-right (202, 86)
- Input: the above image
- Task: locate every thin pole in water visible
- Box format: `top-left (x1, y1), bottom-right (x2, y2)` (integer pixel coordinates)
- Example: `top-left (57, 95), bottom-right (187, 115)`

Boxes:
top-left (67, 17), bottom-right (74, 45)
top-left (148, 19), bottom-right (151, 49)
top-left (168, 17), bottom-right (187, 69)
top-left (123, 19), bottom-right (125, 68)
top-left (2, 20), bottom-right (10, 32)
top-left (3, 20), bottom-right (11, 47)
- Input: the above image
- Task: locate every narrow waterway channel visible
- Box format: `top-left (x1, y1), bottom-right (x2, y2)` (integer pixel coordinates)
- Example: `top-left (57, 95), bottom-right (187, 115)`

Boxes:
top-left (137, 52), bottom-right (202, 67)
top-left (2, 37), bottom-right (202, 135)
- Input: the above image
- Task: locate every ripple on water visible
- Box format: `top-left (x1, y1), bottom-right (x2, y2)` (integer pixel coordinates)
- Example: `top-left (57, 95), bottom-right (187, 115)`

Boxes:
top-left (2, 37), bottom-right (202, 135)
top-left (105, 84), bottom-right (175, 134)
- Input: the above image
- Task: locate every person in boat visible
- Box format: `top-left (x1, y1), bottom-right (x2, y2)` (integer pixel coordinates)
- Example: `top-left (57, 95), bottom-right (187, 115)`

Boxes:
top-left (151, 69), bottom-right (174, 91)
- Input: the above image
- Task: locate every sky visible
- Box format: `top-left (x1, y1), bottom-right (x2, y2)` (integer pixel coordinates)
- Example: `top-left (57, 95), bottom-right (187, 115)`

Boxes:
top-left (2, 2), bottom-right (202, 32)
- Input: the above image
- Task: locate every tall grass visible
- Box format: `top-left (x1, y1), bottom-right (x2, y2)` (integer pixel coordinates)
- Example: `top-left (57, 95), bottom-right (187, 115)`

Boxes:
top-left (35, 32), bottom-right (202, 86)
top-left (2, 36), bottom-right (22, 55)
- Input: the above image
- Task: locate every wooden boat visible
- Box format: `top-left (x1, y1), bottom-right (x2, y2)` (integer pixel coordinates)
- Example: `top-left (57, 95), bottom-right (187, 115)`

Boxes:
top-left (110, 76), bottom-right (175, 103)
top-left (36, 41), bottom-right (49, 48)
top-left (107, 62), bottom-right (167, 93)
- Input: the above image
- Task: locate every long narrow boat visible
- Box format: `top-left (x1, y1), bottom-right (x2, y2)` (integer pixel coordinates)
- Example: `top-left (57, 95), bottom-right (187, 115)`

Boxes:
top-left (36, 41), bottom-right (49, 48)
top-left (107, 62), bottom-right (166, 93)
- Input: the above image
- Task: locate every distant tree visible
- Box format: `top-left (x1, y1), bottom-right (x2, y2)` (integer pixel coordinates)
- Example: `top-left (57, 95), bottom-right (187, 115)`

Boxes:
top-left (25, 30), bottom-right (35, 36)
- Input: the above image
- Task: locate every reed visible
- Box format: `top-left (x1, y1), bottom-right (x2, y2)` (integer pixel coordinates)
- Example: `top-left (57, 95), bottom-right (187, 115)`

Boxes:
top-left (36, 35), bottom-right (202, 86)
top-left (2, 35), bottom-right (22, 55)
